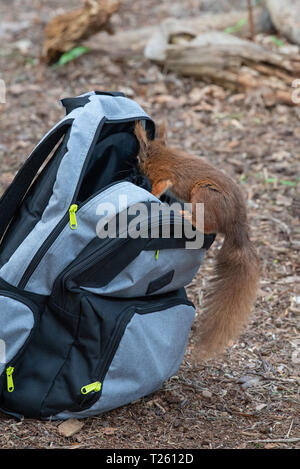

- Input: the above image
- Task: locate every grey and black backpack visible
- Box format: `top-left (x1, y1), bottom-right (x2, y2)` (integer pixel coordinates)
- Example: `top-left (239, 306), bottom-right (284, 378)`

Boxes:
top-left (0, 91), bottom-right (214, 420)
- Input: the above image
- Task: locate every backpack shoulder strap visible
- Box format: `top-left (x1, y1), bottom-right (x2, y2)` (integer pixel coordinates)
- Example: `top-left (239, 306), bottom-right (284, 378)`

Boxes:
top-left (0, 118), bottom-right (73, 241)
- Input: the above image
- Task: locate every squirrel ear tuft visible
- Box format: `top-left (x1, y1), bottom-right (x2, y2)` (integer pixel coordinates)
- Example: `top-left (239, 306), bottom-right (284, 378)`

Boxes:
top-left (157, 120), bottom-right (167, 143)
top-left (134, 121), bottom-right (149, 155)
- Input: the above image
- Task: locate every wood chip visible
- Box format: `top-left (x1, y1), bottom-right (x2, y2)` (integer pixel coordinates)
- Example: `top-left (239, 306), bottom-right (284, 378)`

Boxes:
top-left (202, 390), bottom-right (212, 399)
top-left (256, 403), bottom-right (267, 411)
top-left (58, 419), bottom-right (84, 438)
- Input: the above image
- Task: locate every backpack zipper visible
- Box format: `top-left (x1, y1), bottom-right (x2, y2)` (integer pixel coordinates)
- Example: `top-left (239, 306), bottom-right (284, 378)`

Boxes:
top-left (69, 204), bottom-right (78, 230)
top-left (81, 381), bottom-right (102, 395)
top-left (6, 367), bottom-right (14, 392)
top-left (80, 297), bottom-right (193, 407)
top-left (0, 291), bottom-right (39, 397)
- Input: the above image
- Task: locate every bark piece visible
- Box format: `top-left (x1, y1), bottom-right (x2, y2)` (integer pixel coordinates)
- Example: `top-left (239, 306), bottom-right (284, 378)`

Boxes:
top-left (42, 0), bottom-right (120, 64)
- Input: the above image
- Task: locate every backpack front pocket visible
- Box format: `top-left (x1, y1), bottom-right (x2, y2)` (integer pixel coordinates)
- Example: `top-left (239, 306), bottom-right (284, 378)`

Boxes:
top-left (0, 291), bottom-right (37, 379)
top-left (39, 288), bottom-right (195, 419)
top-left (53, 290), bottom-right (196, 420)
top-left (54, 205), bottom-right (207, 300)
top-left (40, 296), bottom-right (137, 417)
top-left (77, 248), bottom-right (207, 298)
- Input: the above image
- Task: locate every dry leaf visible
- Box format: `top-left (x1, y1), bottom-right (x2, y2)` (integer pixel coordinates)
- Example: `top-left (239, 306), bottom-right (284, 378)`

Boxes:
top-left (102, 427), bottom-right (118, 435)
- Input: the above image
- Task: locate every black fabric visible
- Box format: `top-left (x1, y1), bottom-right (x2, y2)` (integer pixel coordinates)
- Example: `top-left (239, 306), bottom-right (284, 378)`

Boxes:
top-left (124, 166), bottom-right (152, 192)
top-left (95, 91), bottom-right (125, 97)
top-left (0, 120), bottom-right (73, 244)
top-left (146, 270), bottom-right (175, 295)
top-left (202, 233), bottom-right (215, 250)
top-left (144, 233), bottom-right (215, 251)
top-left (76, 119), bottom-right (154, 202)
top-left (0, 272), bottom-right (47, 305)
top-left (64, 236), bottom-right (148, 292)
top-left (77, 130), bottom-right (139, 202)
top-left (61, 92), bottom-right (125, 115)
top-left (61, 96), bottom-right (90, 115)
top-left (77, 118), bottom-right (155, 202)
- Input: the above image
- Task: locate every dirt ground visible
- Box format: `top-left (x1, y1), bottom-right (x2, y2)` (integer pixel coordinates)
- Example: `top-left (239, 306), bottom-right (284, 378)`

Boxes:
top-left (0, 0), bottom-right (299, 450)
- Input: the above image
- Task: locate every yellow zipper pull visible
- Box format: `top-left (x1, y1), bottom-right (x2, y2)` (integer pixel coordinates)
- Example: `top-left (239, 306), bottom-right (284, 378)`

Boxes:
top-left (81, 381), bottom-right (101, 395)
top-left (69, 204), bottom-right (78, 230)
top-left (6, 366), bottom-right (14, 392)
top-left (155, 250), bottom-right (159, 260)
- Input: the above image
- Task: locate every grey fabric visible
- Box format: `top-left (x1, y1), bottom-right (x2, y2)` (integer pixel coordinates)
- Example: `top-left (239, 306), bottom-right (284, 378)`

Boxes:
top-left (0, 295), bottom-right (34, 374)
top-left (81, 248), bottom-right (206, 297)
top-left (25, 182), bottom-right (159, 295)
top-left (0, 94), bottom-right (151, 287)
top-left (54, 304), bottom-right (195, 419)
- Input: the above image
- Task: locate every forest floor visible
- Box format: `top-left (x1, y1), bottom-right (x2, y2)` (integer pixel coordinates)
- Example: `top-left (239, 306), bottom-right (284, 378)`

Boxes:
top-left (0, 0), bottom-right (299, 450)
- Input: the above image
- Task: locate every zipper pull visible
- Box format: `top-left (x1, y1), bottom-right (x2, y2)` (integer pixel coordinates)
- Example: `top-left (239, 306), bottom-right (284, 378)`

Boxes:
top-left (155, 250), bottom-right (159, 260)
top-left (69, 204), bottom-right (78, 230)
top-left (81, 381), bottom-right (101, 395)
top-left (6, 366), bottom-right (14, 392)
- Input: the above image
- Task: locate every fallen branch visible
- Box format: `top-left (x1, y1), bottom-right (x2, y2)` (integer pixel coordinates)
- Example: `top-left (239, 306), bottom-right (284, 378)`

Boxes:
top-left (145, 29), bottom-right (300, 107)
top-left (42, 0), bottom-right (120, 64)
top-left (249, 438), bottom-right (300, 444)
top-left (84, 6), bottom-right (273, 57)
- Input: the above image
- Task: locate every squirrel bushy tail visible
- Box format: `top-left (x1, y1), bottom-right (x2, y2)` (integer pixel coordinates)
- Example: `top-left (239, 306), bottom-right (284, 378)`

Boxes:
top-left (195, 225), bottom-right (260, 358)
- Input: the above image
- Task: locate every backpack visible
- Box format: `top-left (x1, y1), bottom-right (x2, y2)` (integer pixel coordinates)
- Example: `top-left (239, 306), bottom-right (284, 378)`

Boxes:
top-left (0, 91), bottom-right (215, 420)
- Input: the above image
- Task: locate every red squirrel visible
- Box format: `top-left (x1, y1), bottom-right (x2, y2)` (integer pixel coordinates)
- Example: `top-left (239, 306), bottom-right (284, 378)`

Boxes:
top-left (134, 121), bottom-right (260, 359)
